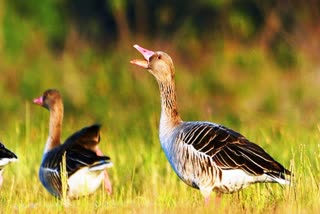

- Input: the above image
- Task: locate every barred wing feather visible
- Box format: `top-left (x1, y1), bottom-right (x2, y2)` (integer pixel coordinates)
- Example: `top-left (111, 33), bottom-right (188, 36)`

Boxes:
top-left (39, 125), bottom-right (112, 197)
top-left (39, 167), bottom-right (62, 197)
top-left (178, 122), bottom-right (290, 178)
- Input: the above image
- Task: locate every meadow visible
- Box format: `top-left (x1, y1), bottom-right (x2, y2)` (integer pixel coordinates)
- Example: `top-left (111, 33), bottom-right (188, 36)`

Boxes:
top-left (0, 35), bottom-right (319, 213)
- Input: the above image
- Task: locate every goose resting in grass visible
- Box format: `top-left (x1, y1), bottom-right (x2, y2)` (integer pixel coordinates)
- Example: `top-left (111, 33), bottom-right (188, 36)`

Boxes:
top-left (33, 89), bottom-right (113, 199)
top-left (131, 44), bottom-right (291, 204)
top-left (0, 142), bottom-right (17, 188)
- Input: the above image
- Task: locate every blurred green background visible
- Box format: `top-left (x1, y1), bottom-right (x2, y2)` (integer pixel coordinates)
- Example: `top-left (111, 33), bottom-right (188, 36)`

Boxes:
top-left (1, 1), bottom-right (320, 212)
top-left (0, 0), bottom-right (319, 141)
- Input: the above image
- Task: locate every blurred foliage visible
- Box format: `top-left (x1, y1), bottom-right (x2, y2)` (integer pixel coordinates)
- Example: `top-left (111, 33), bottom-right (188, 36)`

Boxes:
top-left (2, 0), bottom-right (318, 62)
top-left (0, 0), bottom-right (320, 133)
top-left (2, 0), bottom-right (318, 55)
top-left (0, 2), bottom-right (320, 212)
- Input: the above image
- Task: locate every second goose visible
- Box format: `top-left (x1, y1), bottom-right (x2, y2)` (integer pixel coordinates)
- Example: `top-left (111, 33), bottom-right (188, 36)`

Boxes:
top-left (33, 89), bottom-right (113, 199)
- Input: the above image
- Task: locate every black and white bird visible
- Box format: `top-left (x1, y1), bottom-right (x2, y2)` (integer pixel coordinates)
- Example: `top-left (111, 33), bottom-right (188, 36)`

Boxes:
top-left (0, 142), bottom-right (17, 188)
top-left (131, 44), bottom-right (291, 204)
top-left (33, 89), bottom-right (113, 199)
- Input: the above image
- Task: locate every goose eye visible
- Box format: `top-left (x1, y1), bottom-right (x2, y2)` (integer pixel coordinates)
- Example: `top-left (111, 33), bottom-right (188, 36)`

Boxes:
top-left (157, 55), bottom-right (162, 60)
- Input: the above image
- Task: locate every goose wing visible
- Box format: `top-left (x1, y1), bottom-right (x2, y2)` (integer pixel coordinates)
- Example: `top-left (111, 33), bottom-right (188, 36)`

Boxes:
top-left (41, 124), bottom-right (110, 171)
top-left (0, 142), bottom-right (17, 160)
top-left (177, 122), bottom-right (291, 178)
top-left (40, 146), bottom-right (111, 198)
top-left (41, 145), bottom-right (111, 176)
top-left (0, 142), bottom-right (17, 170)
top-left (39, 124), bottom-right (112, 197)
top-left (64, 124), bottom-right (101, 151)
top-left (62, 124), bottom-right (112, 175)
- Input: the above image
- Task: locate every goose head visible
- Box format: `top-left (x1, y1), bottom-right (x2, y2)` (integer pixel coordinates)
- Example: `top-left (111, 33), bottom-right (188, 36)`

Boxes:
top-left (131, 44), bottom-right (175, 83)
top-left (33, 89), bottom-right (62, 111)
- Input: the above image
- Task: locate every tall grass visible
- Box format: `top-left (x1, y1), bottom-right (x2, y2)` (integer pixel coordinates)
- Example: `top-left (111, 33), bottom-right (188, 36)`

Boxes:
top-left (0, 38), bottom-right (320, 212)
top-left (1, 106), bottom-right (320, 213)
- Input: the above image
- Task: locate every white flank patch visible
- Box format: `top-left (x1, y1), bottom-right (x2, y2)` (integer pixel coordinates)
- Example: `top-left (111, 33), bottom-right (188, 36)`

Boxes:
top-left (215, 169), bottom-right (286, 193)
top-left (0, 157), bottom-right (18, 167)
top-left (67, 167), bottom-right (106, 198)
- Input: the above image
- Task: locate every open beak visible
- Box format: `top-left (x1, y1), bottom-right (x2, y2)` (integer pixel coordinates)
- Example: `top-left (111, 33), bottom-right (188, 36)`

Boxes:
top-left (33, 96), bottom-right (43, 105)
top-left (130, 44), bottom-right (155, 68)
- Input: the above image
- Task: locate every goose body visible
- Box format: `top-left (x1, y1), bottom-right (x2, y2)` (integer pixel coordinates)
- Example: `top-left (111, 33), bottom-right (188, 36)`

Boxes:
top-left (33, 89), bottom-right (112, 199)
top-left (131, 45), bottom-right (291, 203)
top-left (0, 142), bottom-right (17, 188)
top-left (161, 121), bottom-right (289, 196)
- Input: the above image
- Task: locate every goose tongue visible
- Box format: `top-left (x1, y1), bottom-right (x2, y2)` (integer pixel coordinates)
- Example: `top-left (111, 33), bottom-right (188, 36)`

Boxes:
top-left (130, 44), bottom-right (155, 68)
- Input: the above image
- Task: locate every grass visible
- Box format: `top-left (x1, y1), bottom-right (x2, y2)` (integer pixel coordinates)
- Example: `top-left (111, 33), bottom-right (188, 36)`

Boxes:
top-left (0, 39), bottom-right (320, 213)
top-left (1, 113), bottom-right (320, 213)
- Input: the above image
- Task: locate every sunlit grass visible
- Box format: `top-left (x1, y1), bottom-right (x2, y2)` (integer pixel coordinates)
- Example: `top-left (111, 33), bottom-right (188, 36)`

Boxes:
top-left (1, 102), bottom-right (320, 213)
top-left (0, 38), bottom-right (320, 213)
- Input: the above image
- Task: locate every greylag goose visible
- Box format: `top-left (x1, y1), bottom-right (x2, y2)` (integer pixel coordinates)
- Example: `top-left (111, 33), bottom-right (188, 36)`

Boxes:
top-left (33, 89), bottom-right (113, 199)
top-left (131, 44), bottom-right (291, 203)
top-left (0, 142), bottom-right (17, 188)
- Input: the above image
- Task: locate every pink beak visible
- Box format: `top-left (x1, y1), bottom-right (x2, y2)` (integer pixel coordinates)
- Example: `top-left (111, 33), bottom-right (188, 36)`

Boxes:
top-left (130, 44), bottom-right (155, 68)
top-left (33, 96), bottom-right (43, 105)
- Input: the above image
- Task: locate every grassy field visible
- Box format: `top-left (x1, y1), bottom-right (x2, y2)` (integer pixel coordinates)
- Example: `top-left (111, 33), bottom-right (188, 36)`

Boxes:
top-left (0, 42), bottom-right (320, 213)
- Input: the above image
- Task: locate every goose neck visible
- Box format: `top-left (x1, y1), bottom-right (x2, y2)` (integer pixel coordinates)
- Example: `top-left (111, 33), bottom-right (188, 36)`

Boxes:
top-left (158, 81), bottom-right (182, 136)
top-left (45, 104), bottom-right (63, 153)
